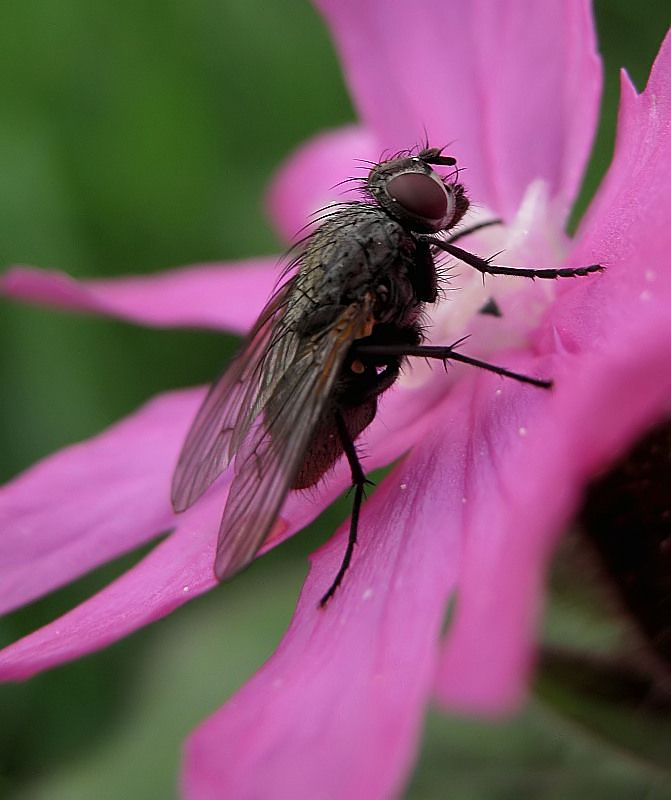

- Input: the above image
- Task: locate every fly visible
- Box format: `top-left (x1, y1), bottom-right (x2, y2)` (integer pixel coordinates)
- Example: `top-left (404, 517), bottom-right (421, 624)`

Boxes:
top-left (171, 146), bottom-right (602, 606)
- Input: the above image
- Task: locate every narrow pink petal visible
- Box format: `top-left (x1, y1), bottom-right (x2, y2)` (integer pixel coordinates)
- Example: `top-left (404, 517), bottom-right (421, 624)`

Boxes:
top-left (0, 353), bottom-right (462, 678)
top-left (436, 35), bottom-right (671, 710)
top-left (576, 27), bottom-right (671, 251)
top-left (436, 322), bottom-right (671, 713)
top-left (0, 489), bottom-right (223, 679)
top-left (315, 0), bottom-right (601, 220)
top-left (548, 28), bottom-right (671, 353)
top-left (267, 32), bottom-right (671, 716)
top-left (0, 388), bottom-right (204, 615)
top-left (0, 408), bottom-right (420, 681)
top-left (266, 125), bottom-right (379, 242)
top-left (183, 428), bottom-right (466, 800)
top-left (1, 258), bottom-right (279, 333)
top-left (0, 377), bottom-right (449, 676)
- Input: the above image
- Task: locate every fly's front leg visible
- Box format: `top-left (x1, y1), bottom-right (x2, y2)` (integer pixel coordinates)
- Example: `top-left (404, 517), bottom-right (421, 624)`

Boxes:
top-left (424, 237), bottom-right (603, 280)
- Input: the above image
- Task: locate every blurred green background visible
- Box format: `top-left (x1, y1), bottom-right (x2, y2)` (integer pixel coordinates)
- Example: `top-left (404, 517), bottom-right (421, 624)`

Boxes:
top-left (1, 1), bottom-right (669, 798)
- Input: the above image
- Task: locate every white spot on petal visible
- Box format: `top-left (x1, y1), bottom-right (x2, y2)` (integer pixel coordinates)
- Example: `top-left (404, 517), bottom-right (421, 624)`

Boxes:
top-left (362, 587), bottom-right (374, 601)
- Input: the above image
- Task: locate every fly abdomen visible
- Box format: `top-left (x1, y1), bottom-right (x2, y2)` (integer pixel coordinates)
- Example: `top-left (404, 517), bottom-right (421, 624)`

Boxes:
top-left (292, 398), bottom-right (377, 490)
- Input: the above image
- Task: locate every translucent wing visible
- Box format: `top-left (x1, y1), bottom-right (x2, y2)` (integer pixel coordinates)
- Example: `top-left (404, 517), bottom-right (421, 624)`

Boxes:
top-left (214, 299), bottom-right (374, 579)
top-left (171, 279), bottom-right (297, 512)
top-left (172, 269), bottom-right (376, 580)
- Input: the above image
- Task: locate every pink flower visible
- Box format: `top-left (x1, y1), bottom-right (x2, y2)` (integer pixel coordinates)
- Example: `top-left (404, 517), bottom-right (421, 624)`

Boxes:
top-left (2, 1), bottom-right (671, 797)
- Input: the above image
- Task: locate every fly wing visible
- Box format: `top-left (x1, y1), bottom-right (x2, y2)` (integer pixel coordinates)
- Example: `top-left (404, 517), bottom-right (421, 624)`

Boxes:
top-left (214, 299), bottom-right (374, 580)
top-left (171, 279), bottom-right (296, 513)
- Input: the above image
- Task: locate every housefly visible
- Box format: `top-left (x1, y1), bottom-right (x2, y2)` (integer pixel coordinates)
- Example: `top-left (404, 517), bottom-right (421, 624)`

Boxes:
top-left (171, 146), bottom-right (602, 606)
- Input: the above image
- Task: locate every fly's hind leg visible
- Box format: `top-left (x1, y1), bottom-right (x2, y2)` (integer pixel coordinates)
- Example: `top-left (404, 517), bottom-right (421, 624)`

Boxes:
top-left (319, 409), bottom-right (371, 608)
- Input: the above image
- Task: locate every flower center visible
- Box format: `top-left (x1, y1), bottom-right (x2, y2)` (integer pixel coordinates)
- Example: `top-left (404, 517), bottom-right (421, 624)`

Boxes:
top-left (400, 180), bottom-right (571, 389)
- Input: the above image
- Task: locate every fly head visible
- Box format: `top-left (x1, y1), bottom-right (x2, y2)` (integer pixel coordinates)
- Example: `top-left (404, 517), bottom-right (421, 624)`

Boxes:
top-left (367, 147), bottom-right (468, 234)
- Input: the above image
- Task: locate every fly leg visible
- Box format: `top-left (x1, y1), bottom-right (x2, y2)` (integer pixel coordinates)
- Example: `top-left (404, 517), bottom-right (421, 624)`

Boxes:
top-left (423, 236), bottom-right (603, 280)
top-left (355, 339), bottom-right (553, 388)
top-left (445, 218), bottom-right (502, 244)
top-left (319, 410), bottom-right (371, 607)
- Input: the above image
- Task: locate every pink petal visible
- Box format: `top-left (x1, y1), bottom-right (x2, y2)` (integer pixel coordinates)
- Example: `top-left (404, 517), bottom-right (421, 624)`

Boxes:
top-left (546, 28), bottom-right (671, 354)
top-left (436, 323), bottom-right (671, 713)
top-left (183, 428), bottom-right (465, 800)
top-left (436, 31), bottom-right (671, 712)
top-left (577, 27), bottom-right (671, 250)
top-left (0, 489), bottom-right (223, 679)
top-left (266, 125), bottom-right (379, 242)
top-left (0, 353), bottom-right (461, 678)
top-left (0, 388), bottom-right (204, 615)
top-left (1, 258), bottom-right (279, 333)
top-left (315, 0), bottom-right (601, 220)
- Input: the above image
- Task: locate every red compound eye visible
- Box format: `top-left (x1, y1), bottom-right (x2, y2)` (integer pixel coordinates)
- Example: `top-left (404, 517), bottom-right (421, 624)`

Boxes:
top-left (387, 172), bottom-right (449, 222)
